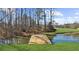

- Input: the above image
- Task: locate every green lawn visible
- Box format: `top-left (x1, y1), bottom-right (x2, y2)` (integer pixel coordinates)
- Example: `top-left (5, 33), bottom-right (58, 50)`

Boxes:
top-left (45, 28), bottom-right (79, 35)
top-left (0, 42), bottom-right (79, 51)
top-left (56, 28), bottom-right (79, 33)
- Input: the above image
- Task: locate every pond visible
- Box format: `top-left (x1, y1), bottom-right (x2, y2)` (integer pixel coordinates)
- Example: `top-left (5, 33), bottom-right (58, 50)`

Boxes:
top-left (1, 34), bottom-right (79, 44)
top-left (0, 37), bottom-right (30, 44)
top-left (52, 34), bottom-right (79, 44)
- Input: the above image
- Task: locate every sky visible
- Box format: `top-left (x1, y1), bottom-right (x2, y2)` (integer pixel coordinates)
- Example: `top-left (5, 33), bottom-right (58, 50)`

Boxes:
top-left (0, 8), bottom-right (79, 25)
top-left (51, 8), bottom-right (79, 25)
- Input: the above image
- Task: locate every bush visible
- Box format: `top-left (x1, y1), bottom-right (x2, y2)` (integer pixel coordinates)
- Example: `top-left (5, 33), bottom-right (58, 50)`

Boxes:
top-left (47, 22), bottom-right (56, 32)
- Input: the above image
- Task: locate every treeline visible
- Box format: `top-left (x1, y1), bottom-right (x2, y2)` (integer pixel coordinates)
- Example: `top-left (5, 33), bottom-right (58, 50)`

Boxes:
top-left (0, 8), bottom-right (55, 38)
top-left (56, 22), bottom-right (79, 29)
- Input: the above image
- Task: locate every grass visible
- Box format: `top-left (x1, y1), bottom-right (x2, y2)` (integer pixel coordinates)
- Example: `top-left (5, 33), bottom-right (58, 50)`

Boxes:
top-left (56, 28), bottom-right (79, 34)
top-left (45, 28), bottom-right (79, 35)
top-left (0, 42), bottom-right (79, 51)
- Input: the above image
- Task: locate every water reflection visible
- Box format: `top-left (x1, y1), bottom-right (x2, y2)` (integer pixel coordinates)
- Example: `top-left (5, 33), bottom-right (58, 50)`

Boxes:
top-left (0, 37), bottom-right (30, 44)
top-left (52, 34), bottom-right (79, 43)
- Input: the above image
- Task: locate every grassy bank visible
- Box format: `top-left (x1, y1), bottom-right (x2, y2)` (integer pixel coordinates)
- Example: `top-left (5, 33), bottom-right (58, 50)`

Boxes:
top-left (45, 28), bottom-right (79, 39)
top-left (0, 42), bottom-right (79, 51)
top-left (45, 28), bottom-right (79, 35)
top-left (56, 28), bottom-right (79, 34)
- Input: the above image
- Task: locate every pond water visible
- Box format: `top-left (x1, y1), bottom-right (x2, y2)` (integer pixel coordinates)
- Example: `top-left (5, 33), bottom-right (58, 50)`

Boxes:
top-left (52, 34), bottom-right (79, 44)
top-left (0, 37), bottom-right (30, 44)
top-left (1, 34), bottom-right (79, 44)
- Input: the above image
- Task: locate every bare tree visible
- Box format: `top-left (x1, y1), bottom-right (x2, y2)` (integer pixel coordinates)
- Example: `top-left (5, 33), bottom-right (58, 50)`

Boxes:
top-left (36, 8), bottom-right (43, 28)
top-left (43, 8), bottom-right (46, 31)
top-left (50, 8), bottom-right (52, 23)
